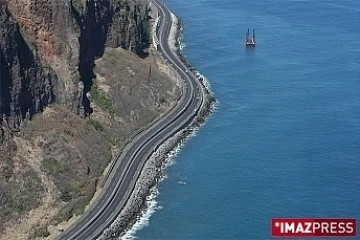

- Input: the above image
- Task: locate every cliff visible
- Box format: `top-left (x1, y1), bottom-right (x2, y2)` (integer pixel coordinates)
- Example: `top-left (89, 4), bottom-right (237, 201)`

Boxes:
top-left (2, 0), bottom-right (82, 116)
top-left (0, 0), bottom-right (180, 239)
top-left (1, 0), bottom-right (151, 125)
top-left (0, 3), bottom-right (57, 130)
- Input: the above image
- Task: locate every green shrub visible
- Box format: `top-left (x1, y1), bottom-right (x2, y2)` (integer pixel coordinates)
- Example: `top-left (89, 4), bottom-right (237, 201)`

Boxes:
top-left (29, 225), bottom-right (50, 239)
top-left (99, 150), bottom-right (112, 173)
top-left (42, 157), bottom-right (68, 174)
top-left (13, 196), bottom-right (25, 212)
top-left (53, 206), bottom-right (73, 224)
top-left (91, 82), bottom-right (115, 114)
top-left (73, 197), bottom-right (89, 216)
top-left (72, 0), bottom-right (86, 13)
top-left (60, 180), bottom-right (83, 202)
top-left (87, 119), bottom-right (104, 131)
top-left (60, 188), bottom-right (72, 202)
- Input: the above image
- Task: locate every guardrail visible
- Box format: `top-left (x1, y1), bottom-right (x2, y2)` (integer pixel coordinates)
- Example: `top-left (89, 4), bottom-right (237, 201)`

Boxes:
top-left (152, 15), bottom-right (160, 50)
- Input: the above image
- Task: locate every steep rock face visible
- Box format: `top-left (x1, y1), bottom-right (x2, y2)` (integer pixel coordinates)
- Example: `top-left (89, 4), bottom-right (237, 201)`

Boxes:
top-left (0, 126), bottom-right (16, 182)
top-left (0, 3), bottom-right (56, 130)
top-left (106, 0), bottom-right (151, 54)
top-left (75, 0), bottom-right (150, 56)
top-left (3, 0), bottom-right (83, 114)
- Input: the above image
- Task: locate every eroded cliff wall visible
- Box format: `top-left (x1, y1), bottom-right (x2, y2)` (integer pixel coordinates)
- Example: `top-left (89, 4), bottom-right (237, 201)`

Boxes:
top-left (106, 0), bottom-right (151, 53)
top-left (2, 0), bottom-right (83, 115)
top-left (0, 3), bottom-right (57, 130)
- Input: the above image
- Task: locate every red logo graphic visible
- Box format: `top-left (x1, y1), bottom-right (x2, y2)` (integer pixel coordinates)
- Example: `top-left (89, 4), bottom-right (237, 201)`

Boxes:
top-left (272, 218), bottom-right (357, 237)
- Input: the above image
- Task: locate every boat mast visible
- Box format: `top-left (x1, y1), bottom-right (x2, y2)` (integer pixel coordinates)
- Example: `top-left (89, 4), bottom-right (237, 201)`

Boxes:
top-left (246, 28), bottom-right (250, 40)
top-left (253, 29), bottom-right (255, 42)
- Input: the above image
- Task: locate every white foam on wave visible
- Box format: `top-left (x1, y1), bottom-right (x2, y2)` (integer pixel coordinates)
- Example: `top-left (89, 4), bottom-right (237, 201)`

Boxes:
top-left (120, 188), bottom-right (160, 240)
top-left (168, 13), bottom-right (178, 51)
top-left (179, 42), bottom-right (185, 51)
top-left (195, 71), bottom-right (212, 92)
top-left (162, 145), bottom-right (181, 168)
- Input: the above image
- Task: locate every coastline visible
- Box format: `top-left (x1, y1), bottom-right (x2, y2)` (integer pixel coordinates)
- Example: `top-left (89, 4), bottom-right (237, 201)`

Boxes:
top-left (98, 6), bottom-right (216, 240)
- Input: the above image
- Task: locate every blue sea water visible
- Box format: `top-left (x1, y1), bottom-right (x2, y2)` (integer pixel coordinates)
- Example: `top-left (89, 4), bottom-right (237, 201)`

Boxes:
top-left (134, 0), bottom-right (360, 239)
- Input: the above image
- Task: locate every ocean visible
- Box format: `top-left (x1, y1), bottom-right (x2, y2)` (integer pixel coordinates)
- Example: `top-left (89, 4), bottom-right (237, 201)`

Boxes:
top-left (127, 0), bottom-right (360, 239)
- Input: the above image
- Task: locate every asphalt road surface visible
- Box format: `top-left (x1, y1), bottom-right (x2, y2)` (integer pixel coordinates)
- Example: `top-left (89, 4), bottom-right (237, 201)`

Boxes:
top-left (57, 0), bottom-right (204, 239)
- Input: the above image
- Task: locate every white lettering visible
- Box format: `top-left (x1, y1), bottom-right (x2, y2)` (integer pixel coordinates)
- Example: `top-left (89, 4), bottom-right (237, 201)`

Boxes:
top-left (321, 222), bottom-right (330, 233)
top-left (285, 222), bottom-right (295, 233)
top-left (346, 222), bottom-right (354, 234)
top-left (313, 222), bottom-right (321, 233)
top-left (330, 222), bottom-right (337, 233)
top-left (295, 223), bottom-right (304, 233)
top-left (304, 222), bottom-right (312, 233)
top-left (338, 222), bottom-right (345, 233)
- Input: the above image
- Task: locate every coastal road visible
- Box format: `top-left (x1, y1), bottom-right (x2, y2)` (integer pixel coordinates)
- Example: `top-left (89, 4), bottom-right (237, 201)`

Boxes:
top-left (57, 0), bottom-right (205, 239)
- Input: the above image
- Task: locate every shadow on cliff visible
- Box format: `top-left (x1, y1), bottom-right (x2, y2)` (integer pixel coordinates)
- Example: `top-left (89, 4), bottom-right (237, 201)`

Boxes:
top-left (72, 1), bottom-right (112, 116)
top-left (0, 13), bottom-right (55, 130)
top-left (0, 48), bottom-right (11, 119)
top-left (136, 48), bottom-right (149, 59)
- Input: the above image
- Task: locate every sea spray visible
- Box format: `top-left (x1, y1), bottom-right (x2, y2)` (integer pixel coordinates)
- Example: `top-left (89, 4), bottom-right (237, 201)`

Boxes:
top-left (120, 188), bottom-right (160, 240)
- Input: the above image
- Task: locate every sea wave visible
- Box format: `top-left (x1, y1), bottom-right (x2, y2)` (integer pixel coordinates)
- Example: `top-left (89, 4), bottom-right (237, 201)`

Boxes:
top-left (120, 188), bottom-right (160, 240)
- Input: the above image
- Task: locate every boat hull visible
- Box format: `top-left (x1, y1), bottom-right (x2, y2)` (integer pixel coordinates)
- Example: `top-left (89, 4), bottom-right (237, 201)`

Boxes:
top-left (246, 43), bottom-right (256, 47)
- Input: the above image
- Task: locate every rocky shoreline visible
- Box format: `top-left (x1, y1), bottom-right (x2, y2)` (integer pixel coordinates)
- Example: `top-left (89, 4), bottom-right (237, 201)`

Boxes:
top-left (98, 9), bottom-right (216, 240)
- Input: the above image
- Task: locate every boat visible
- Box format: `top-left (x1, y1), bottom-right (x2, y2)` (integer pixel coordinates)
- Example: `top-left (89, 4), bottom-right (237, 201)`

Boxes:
top-left (246, 28), bottom-right (256, 46)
